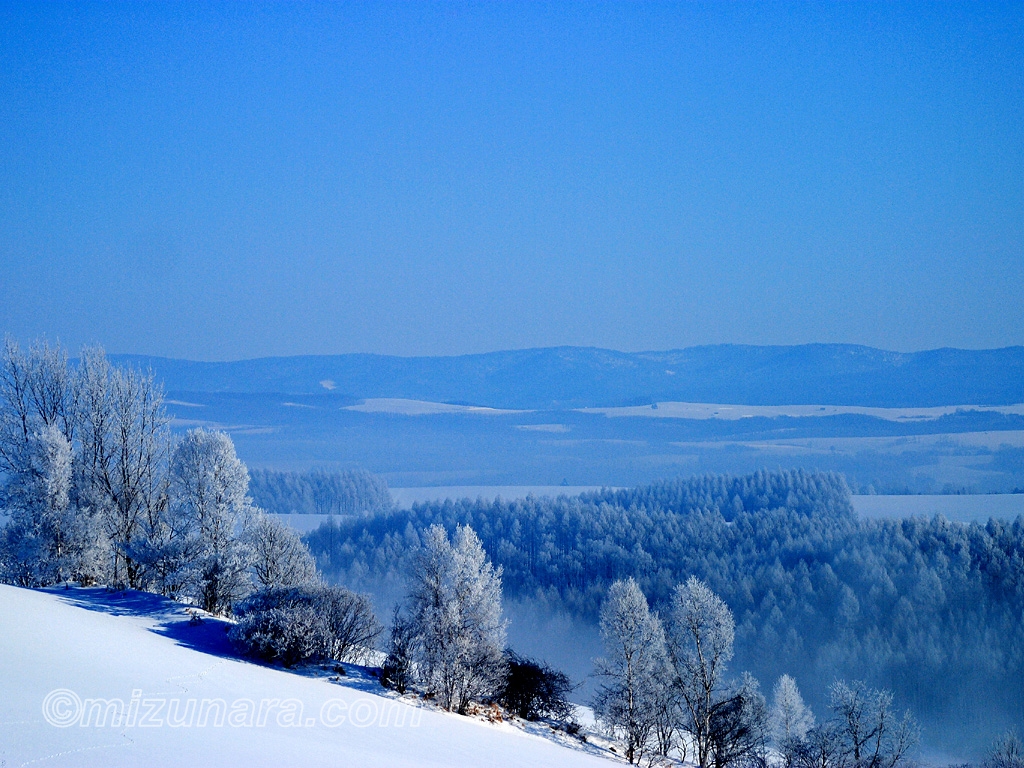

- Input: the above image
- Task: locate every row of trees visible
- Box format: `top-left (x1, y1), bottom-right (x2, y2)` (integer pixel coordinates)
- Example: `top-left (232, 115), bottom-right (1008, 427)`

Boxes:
top-left (0, 339), bottom-right (318, 613)
top-left (595, 577), bottom-right (917, 768)
top-left (248, 468), bottom-right (392, 516)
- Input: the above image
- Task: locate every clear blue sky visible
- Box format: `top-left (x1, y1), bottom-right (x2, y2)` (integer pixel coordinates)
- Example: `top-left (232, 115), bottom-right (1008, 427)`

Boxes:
top-left (1, 2), bottom-right (1021, 360)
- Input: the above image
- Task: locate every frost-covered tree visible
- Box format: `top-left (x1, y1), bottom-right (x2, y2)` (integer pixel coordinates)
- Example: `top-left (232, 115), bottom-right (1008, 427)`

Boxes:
top-left (169, 429), bottom-right (253, 614)
top-left (829, 680), bottom-right (917, 768)
top-left (651, 665), bottom-right (684, 761)
top-left (987, 730), bottom-right (1024, 768)
top-left (76, 347), bottom-right (170, 587)
top-left (593, 578), bottom-right (670, 764)
top-left (0, 337), bottom-right (77, 467)
top-left (245, 510), bottom-right (320, 589)
top-left (666, 576), bottom-right (736, 768)
top-left (126, 485), bottom-right (193, 599)
top-left (772, 674), bottom-right (815, 756)
top-left (408, 524), bottom-right (507, 713)
top-left (0, 425), bottom-right (78, 585)
top-left (0, 340), bottom-right (104, 586)
top-left (791, 721), bottom-right (845, 768)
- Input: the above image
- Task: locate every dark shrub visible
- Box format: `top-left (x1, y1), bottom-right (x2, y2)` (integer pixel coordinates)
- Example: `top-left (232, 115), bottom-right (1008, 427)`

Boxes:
top-left (499, 651), bottom-right (575, 721)
top-left (380, 607), bottom-right (416, 694)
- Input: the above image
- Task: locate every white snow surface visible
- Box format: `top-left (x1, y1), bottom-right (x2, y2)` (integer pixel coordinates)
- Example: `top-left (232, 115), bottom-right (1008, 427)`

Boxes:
top-left (582, 401), bottom-right (1024, 422)
top-left (344, 399), bottom-right (526, 416)
top-left (0, 585), bottom-right (617, 768)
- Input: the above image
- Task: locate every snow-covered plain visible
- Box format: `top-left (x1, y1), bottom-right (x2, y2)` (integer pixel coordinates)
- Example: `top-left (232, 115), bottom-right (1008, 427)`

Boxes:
top-left (344, 399), bottom-right (525, 416)
top-left (0, 585), bottom-right (617, 768)
top-left (582, 401), bottom-right (1024, 422)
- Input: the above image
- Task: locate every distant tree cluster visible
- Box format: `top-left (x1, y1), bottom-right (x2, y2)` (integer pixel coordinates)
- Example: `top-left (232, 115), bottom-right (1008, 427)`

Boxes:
top-left (0, 339), bottom-right (320, 615)
top-left (248, 468), bottom-right (391, 516)
top-left (303, 469), bottom-right (1024, 751)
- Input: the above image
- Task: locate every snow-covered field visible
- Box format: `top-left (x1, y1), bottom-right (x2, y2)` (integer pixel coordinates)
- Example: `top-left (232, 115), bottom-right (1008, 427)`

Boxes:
top-left (0, 586), bottom-right (617, 768)
top-left (851, 493), bottom-right (1024, 522)
top-left (582, 402), bottom-right (1024, 422)
top-left (344, 399), bottom-right (524, 416)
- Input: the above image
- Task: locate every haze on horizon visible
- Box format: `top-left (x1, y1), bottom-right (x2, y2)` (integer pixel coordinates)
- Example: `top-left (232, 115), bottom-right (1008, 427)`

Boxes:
top-left (1, 2), bottom-right (1022, 362)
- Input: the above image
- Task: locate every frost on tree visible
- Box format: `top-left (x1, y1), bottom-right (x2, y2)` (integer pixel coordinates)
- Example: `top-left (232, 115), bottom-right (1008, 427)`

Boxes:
top-left (771, 674), bottom-right (814, 747)
top-left (0, 425), bottom-right (78, 585)
top-left (75, 346), bottom-right (171, 588)
top-left (407, 524), bottom-right (507, 714)
top-left (245, 510), bottom-right (319, 589)
top-left (666, 576), bottom-right (736, 768)
top-left (169, 428), bottom-right (254, 614)
top-left (827, 680), bottom-right (918, 768)
top-left (593, 577), bottom-right (669, 765)
top-left (0, 339), bottom-right (106, 586)
top-left (0, 338), bottom-right (326, 611)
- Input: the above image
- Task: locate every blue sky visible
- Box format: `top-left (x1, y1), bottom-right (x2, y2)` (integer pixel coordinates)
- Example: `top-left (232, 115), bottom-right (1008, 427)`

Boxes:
top-left (1, 2), bottom-right (1021, 360)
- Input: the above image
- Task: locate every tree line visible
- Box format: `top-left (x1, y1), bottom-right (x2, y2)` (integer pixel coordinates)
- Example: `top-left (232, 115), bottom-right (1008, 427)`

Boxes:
top-left (248, 468), bottom-right (392, 516)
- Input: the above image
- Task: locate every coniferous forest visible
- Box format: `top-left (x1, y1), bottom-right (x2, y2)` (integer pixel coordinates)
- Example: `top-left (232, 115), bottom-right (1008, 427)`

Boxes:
top-left (304, 469), bottom-right (1024, 757)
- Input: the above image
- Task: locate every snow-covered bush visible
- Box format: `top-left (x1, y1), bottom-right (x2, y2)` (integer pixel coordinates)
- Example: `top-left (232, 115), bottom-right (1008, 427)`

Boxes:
top-left (229, 587), bottom-right (323, 666)
top-left (229, 584), bottom-right (381, 667)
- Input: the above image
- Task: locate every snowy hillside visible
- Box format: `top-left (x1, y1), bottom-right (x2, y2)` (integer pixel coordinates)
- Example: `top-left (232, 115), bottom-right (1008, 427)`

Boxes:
top-left (0, 586), bottom-right (616, 768)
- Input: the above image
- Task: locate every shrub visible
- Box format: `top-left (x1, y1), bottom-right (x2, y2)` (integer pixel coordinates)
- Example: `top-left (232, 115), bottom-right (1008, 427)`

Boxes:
top-left (499, 651), bottom-right (575, 721)
top-left (380, 607), bottom-right (416, 694)
top-left (230, 585), bottom-right (381, 667)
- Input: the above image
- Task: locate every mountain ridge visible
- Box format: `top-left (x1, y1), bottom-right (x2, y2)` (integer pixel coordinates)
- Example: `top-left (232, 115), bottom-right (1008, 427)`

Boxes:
top-left (108, 343), bottom-right (1024, 410)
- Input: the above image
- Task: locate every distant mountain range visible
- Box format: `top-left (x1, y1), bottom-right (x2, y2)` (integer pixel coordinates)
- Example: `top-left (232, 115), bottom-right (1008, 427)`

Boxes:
top-left (111, 344), bottom-right (1024, 410)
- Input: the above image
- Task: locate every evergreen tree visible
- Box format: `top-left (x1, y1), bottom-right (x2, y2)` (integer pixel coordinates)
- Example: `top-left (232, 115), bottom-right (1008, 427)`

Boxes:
top-left (772, 674), bottom-right (815, 756)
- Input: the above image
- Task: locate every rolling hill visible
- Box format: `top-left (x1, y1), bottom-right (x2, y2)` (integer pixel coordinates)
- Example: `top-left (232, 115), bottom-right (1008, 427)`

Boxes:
top-left (112, 344), bottom-right (1024, 410)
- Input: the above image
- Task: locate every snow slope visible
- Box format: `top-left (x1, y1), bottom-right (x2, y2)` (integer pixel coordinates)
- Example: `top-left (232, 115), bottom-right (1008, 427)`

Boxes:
top-left (0, 586), bottom-right (617, 768)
